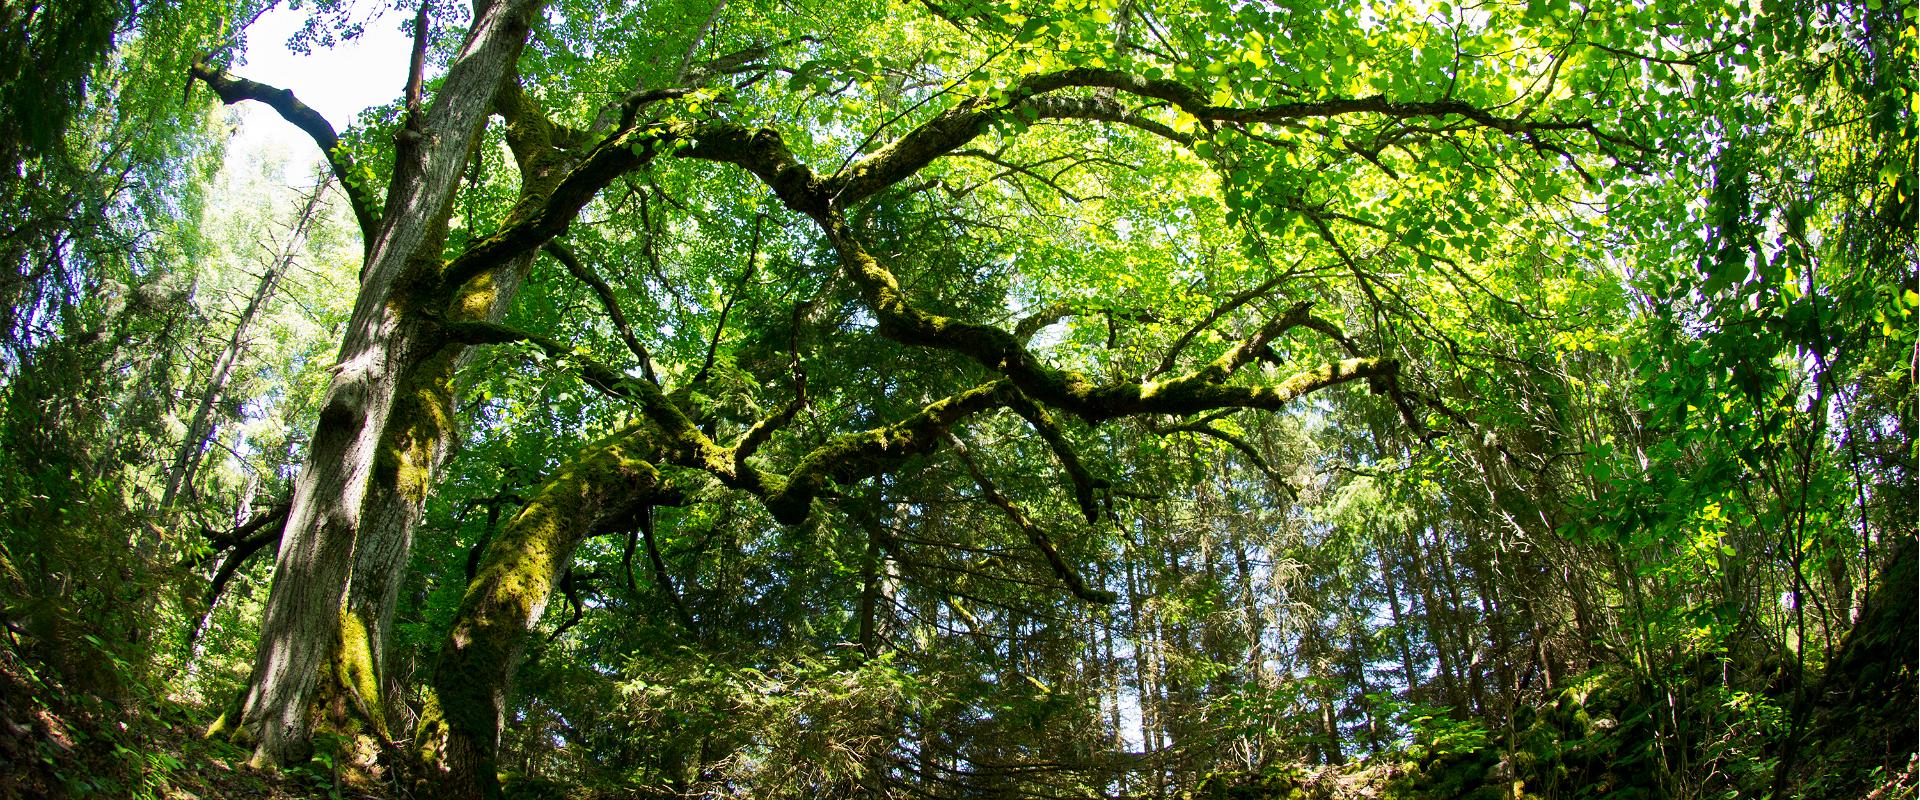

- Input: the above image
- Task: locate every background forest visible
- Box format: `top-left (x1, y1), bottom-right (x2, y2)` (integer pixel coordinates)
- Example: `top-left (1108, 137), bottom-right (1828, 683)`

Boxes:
top-left (0, 0), bottom-right (1913, 798)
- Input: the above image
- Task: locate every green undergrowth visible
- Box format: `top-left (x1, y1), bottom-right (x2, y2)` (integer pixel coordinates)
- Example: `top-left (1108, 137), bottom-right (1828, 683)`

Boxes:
top-left (1393, 671), bottom-right (1664, 800)
top-left (1186, 763), bottom-right (1408, 800)
top-left (0, 636), bottom-right (382, 800)
top-left (6, 543), bottom-right (1911, 800)
top-left (1192, 642), bottom-right (1915, 800)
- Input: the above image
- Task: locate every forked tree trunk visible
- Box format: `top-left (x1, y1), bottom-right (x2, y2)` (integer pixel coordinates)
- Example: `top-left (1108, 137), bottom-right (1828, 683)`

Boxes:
top-left (218, 0), bottom-right (540, 767)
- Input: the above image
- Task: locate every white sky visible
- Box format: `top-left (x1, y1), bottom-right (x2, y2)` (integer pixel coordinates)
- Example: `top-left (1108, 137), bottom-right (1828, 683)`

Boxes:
top-left (226, 4), bottom-right (413, 174)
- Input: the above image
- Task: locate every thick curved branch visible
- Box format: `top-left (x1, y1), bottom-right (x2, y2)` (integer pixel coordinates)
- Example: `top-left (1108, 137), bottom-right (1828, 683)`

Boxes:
top-left (762, 382), bottom-right (1006, 524)
top-left (416, 424), bottom-right (679, 783)
top-left (495, 75), bottom-right (580, 177)
top-left (1014, 302), bottom-right (1075, 343)
top-left (814, 212), bottom-right (1383, 422)
top-left (443, 320), bottom-right (1009, 527)
top-left (1030, 95), bottom-right (1193, 145)
top-left (443, 119), bottom-right (821, 294)
top-left (187, 60), bottom-right (379, 244)
top-left (443, 122), bottom-right (665, 291)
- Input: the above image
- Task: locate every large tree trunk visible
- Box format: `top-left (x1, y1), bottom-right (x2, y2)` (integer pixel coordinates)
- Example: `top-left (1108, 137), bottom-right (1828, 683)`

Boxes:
top-left (339, 73), bottom-right (569, 729)
top-left (218, 0), bottom-right (540, 767)
top-left (413, 424), bottom-right (674, 800)
top-left (336, 251), bottom-right (536, 734)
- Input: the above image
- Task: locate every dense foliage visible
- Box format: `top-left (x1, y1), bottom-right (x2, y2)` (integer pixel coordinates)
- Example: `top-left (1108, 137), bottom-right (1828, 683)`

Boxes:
top-left (0, 0), bottom-right (1911, 798)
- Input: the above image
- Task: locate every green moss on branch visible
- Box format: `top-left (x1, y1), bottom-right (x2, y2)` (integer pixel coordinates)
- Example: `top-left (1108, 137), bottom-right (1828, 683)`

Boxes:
top-left (413, 424), bottom-right (676, 799)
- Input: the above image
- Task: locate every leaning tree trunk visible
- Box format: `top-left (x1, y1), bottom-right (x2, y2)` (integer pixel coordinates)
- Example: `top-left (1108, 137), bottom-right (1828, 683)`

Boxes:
top-left (333, 246), bottom-right (539, 735)
top-left (219, 0), bottom-right (540, 767)
top-left (337, 73), bottom-right (572, 732)
top-left (413, 424), bottom-right (674, 800)
top-left (160, 178), bottom-right (327, 513)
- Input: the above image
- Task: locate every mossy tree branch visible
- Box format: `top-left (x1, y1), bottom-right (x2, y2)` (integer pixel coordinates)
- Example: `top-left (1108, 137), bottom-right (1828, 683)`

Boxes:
top-left (442, 320), bottom-right (1011, 527)
top-left (187, 60), bottom-right (380, 246)
top-left (811, 210), bottom-right (1397, 422)
top-left (412, 423), bottom-right (680, 798)
top-left (438, 62), bottom-right (1621, 371)
top-left (762, 381), bottom-right (1007, 524)
top-left (440, 117), bottom-right (823, 296)
top-left (1001, 387), bottom-right (1104, 524)
top-left (441, 121), bottom-right (669, 292)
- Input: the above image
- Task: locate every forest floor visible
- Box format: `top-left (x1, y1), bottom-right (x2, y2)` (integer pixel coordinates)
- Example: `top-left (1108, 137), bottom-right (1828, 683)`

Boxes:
top-left (0, 639), bottom-right (384, 800)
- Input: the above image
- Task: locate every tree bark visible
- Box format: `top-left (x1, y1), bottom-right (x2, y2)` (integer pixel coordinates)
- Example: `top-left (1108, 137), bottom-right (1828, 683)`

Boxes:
top-left (219, 0), bottom-right (541, 766)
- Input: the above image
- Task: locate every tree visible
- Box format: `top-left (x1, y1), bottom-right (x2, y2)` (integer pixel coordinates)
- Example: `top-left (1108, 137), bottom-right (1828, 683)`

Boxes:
top-left (164, 0), bottom-right (1915, 798)
top-left (0, 0), bottom-right (253, 699)
top-left (196, 0), bottom-right (550, 764)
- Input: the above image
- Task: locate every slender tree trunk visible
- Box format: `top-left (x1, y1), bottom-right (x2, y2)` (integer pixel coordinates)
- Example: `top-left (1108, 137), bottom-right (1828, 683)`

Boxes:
top-left (1428, 524), bottom-right (1487, 715)
top-left (219, 0), bottom-right (540, 766)
top-left (1346, 624), bottom-right (1383, 755)
top-left (1123, 545), bottom-right (1161, 794)
top-left (858, 522), bottom-right (883, 655)
top-left (1319, 701), bottom-right (1346, 765)
top-left (1378, 543), bottom-right (1420, 697)
top-left (160, 178), bottom-right (327, 513)
top-left (1402, 524), bottom-right (1462, 711)
top-left (1103, 612), bottom-right (1123, 748)
top-left (1232, 540), bottom-right (1267, 686)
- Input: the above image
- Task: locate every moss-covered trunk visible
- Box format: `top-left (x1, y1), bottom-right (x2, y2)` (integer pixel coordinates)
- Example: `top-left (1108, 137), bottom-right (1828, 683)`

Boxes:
top-left (222, 0), bottom-right (539, 767)
top-left (413, 424), bottom-right (674, 800)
